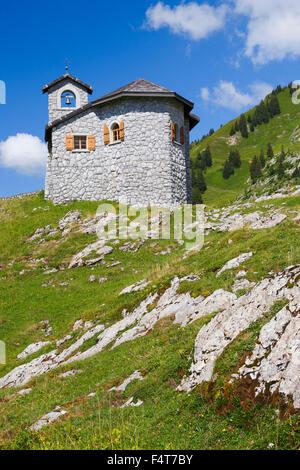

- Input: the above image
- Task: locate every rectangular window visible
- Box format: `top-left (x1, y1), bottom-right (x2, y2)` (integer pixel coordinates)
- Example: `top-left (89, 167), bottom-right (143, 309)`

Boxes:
top-left (74, 136), bottom-right (87, 150)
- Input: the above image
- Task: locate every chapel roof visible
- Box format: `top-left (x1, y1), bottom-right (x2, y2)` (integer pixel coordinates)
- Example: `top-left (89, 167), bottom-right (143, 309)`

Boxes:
top-left (44, 78), bottom-right (200, 140)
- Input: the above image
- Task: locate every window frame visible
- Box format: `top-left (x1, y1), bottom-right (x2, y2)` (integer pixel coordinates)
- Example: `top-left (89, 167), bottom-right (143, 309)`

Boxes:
top-left (111, 123), bottom-right (121, 142)
top-left (73, 135), bottom-right (87, 151)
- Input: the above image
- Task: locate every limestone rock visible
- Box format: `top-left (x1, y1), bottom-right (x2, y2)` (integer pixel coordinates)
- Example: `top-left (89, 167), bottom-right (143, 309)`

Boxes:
top-left (109, 370), bottom-right (143, 392)
top-left (17, 342), bottom-right (51, 360)
top-left (178, 265), bottom-right (300, 392)
top-left (232, 279), bottom-right (256, 292)
top-left (68, 241), bottom-right (113, 269)
top-left (29, 407), bottom-right (67, 432)
top-left (216, 252), bottom-right (253, 277)
top-left (119, 279), bottom-right (149, 295)
top-left (235, 295), bottom-right (300, 408)
top-left (120, 397), bottom-right (143, 408)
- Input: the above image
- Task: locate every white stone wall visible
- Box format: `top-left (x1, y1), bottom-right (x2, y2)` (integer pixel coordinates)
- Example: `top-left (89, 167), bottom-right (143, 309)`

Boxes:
top-left (47, 78), bottom-right (89, 123)
top-left (45, 97), bottom-right (191, 207)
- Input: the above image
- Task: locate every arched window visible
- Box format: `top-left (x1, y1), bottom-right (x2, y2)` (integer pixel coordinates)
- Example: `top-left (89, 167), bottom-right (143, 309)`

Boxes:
top-left (61, 90), bottom-right (76, 108)
top-left (111, 123), bottom-right (120, 142)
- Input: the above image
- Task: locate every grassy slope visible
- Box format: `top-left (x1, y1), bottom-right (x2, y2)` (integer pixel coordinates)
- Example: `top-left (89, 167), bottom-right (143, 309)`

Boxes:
top-left (192, 89), bottom-right (300, 207)
top-left (0, 193), bottom-right (299, 450)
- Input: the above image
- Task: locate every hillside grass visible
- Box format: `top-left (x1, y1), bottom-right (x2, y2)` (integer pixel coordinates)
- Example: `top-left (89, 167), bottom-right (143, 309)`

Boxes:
top-left (0, 193), bottom-right (299, 449)
top-left (192, 89), bottom-right (300, 206)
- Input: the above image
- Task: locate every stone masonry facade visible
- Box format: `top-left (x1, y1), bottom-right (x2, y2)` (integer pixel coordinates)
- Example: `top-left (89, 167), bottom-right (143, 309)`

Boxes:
top-left (44, 75), bottom-right (198, 207)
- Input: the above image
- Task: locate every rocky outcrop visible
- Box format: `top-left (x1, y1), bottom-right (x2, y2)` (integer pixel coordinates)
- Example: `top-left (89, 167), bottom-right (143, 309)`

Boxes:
top-left (234, 295), bottom-right (300, 408)
top-left (178, 265), bottom-right (300, 400)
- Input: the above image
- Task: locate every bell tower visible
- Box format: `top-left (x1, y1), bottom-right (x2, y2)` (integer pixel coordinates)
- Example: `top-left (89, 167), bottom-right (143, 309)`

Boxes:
top-left (42, 69), bottom-right (93, 124)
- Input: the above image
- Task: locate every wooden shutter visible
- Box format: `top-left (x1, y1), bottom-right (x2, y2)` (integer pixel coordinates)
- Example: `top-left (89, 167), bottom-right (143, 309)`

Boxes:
top-left (104, 125), bottom-right (110, 145)
top-left (88, 135), bottom-right (95, 151)
top-left (180, 126), bottom-right (185, 145)
top-left (171, 120), bottom-right (175, 141)
top-left (66, 135), bottom-right (73, 150)
top-left (119, 121), bottom-right (124, 141)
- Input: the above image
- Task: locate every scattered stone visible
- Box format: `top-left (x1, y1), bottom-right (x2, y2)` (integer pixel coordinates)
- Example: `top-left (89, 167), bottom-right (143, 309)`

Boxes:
top-left (89, 275), bottom-right (96, 283)
top-left (68, 241), bottom-right (113, 269)
top-left (56, 335), bottom-right (72, 347)
top-left (99, 277), bottom-right (108, 284)
top-left (120, 397), bottom-right (143, 408)
top-left (73, 320), bottom-right (83, 331)
top-left (29, 407), bottom-right (67, 432)
top-left (59, 210), bottom-right (82, 231)
top-left (18, 388), bottom-right (32, 395)
top-left (119, 279), bottom-right (149, 295)
top-left (119, 240), bottom-right (145, 253)
top-left (43, 268), bottom-right (58, 275)
top-left (106, 261), bottom-right (121, 268)
top-left (216, 252), bottom-right (253, 278)
top-left (17, 342), bottom-right (51, 360)
top-left (236, 270), bottom-right (247, 279)
top-left (58, 369), bottom-right (82, 378)
top-left (109, 371), bottom-right (144, 392)
top-left (232, 278), bottom-right (256, 292)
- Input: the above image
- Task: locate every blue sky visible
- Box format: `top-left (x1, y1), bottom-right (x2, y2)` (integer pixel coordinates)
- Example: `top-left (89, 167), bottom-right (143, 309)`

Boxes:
top-left (1, 0), bottom-right (300, 196)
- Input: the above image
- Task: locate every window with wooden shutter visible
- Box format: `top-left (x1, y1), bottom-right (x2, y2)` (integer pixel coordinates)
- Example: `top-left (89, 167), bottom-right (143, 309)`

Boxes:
top-left (171, 120), bottom-right (175, 141)
top-left (66, 135), bottom-right (74, 151)
top-left (180, 126), bottom-right (185, 145)
top-left (119, 121), bottom-right (124, 141)
top-left (104, 125), bottom-right (110, 145)
top-left (74, 136), bottom-right (87, 150)
top-left (88, 135), bottom-right (95, 151)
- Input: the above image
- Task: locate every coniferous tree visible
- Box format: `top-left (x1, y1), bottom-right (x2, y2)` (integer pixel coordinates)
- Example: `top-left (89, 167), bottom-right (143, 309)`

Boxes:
top-left (277, 147), bottom-right (285, 179)
top-left (235, 120), bottom-right (239, 132)
top-left (267, 143), bottom-right (274, 159)
top-left (228, 149), bottom-right (241, 169)
top-left (234, 149), bottom-right (242, 168)
top-left (278, 158), bottom-right (285, 179)
top-left (191, 170), bottom-right (197, 186)
top-left (192, 186), bottom-right (203, 204)
top-left (250, 156), bottom-right (262, 183)
top-left (204, 146), bottom-right (213, 167)
top-left (223, 159), bottom-right (234, 179)
top-left (194, 158), bottom-right (201, 169)
top-left (259, 149), bottom-right (266, 168)
top-left (292, 166), bottom-right (300, 178)
top-left (197, 170), bottom-right (207, 193)
top-left (269, 94), bottom-right (281, 116)
top-left (239, 114), bottom-right (248, 138)
top-left (250, 123), bottom-right (255, 132)
top-left (230, 126), bottom-right (235, 136)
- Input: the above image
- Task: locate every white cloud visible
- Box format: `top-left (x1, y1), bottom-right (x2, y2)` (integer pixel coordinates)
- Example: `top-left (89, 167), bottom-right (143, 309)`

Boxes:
top-left (200, 87), bottom-right (210, 100)
top-left (144, 1), bottom-right (228, 40)
top-left (144, 1), bottom-right (300, 65)
top-left (201, 80), bottom-right (272, 111)
top-left (232, 0), bottom-right (300, 64)
top-left (0, 134), bottom-right (48, 175)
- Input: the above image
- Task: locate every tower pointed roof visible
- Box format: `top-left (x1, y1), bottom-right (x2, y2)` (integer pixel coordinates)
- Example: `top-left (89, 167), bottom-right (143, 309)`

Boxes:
top-left (42, 73), bottom-right (93, 94)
